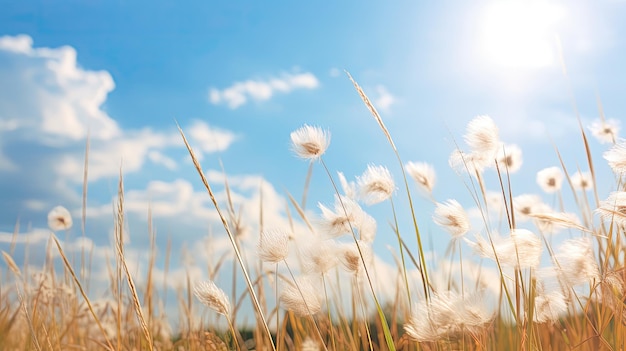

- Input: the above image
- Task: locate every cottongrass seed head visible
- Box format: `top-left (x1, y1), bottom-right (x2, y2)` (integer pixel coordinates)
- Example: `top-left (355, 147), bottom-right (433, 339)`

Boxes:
top-left (570, 171), bottom-right (593, 191)
top-left (597, 191), bottom-right (626, 227)
top-left (464, 115), bottom-right (500, 156)
top-left (357, 164), bottom-right (395, 205)
top-left (258, 228), bottom-right (290, 263)
top-left (405, 161), bottom-right (436, 194)
top-left (337, 171), bottom-right (357, 199)
top-left (533, 290), bottom-right (567, 324)
top-left (280, 276), bottom-right (321, 316)
top-left (404, 290), bottom-right (493, 342)
top-left (48, 205), bottom-right (73, 231)
top-left (290, 124), bottom-right (330, 160)
top-left (589, 118), bottom-right (620, 144)
top-left (555, 238), bottom-right (600, 287)
top-left (603, 140), bottom-right (626, 174)
top-left (194, 280), bottom-right (231, 317)
top-left (536, 166), bottom-right (563, 193)
top-left (302, 239), bottom-right (340, 275)
top-left (496, 143), bottom-right (523, 173)
top-left (339, 240), bottom-right (372, 275)
top-left (433, 199), bottom-right (470, 238)
top-left (468, 229), bottom-right (542, 269)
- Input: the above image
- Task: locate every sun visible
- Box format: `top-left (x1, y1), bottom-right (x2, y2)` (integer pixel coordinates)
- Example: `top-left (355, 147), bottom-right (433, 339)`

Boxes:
top-left (479, 0), bottom-right (565, 69)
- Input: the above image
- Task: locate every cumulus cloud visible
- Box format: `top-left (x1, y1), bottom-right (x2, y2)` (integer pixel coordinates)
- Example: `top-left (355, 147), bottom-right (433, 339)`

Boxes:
top-left (0, 34), bottom-right (120, 141)
top-left (209, 72), bottom-right (319, 109)
top-left (0, 34), bottom-right (237, 226)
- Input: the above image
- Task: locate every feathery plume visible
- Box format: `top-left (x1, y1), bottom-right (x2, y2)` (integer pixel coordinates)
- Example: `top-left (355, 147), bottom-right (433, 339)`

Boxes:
top-left (290, 124), bottom-right (330, 160)
top-left (194, 280), bottom-right (231, 317)
top-left (405, 161), bottom-right (436, 194)
top-left (317, 195), bottom-right (376, 241)
top-left (337, 171), bottom-right (357, 199)
top-left (597, 191), bottom-right (626, 228)
top-left (338, 241), bottom-right (372, 275)
top-left (467, 229), bottom-right (542, 269)
top-left (357, 164), bottom-right (395, 205)
top-left (536, 167), bottom-right (563, 194)
top-left (496, 143), bottom-right (523, 173)
top-left (433, 199), bottom-right (470, 238)
top-left (533, 290), bottom-right (567, 324)
top-left (513, 194), bottom-right (544, 221)
top-left (589, 118), bottom-right (620, 144)
top-left (280, 276), bottom-right (321, 316)
top-left (464, 115), bottom-right (500, 156)
top-left (570, 171), bottom-right (593, 191)
top-left (603, 141), bottom-right (626, 174)
top-left (258, 228), bottom-right (290, 263)
top-left (302, 239), bottom-right (340, 275)
top-left (404, 291), bottom-right (492, 342)
top-left (48, 206), bottom-right (73, 231)
top-left (530, 210), bottom-right (584, 234)
top-left (449, 149), bottom-right (491, 175)
top-left (554, 238), bottom-right (600, 287)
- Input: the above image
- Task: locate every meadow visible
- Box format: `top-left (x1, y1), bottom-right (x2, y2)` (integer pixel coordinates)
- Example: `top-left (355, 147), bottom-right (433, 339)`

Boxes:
top-left (1, 74), bottom-right (625, 351)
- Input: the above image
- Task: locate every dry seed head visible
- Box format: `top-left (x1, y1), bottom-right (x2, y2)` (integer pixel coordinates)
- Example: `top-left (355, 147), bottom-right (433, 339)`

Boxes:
top-left (193, 280), bottom-right (231, 317)
top-left (339, 241), bottom-right (372, 275)
top-left (433, 199), bottom-right (470, 238)
top-left (555, 238), bottom-right (600, 287)
top-left (496, 143), bottom-right (523, 173)
top-left (302, 239), bottom-right (340, 275)
top-left (258, 228), bottom-right (290, 263)
top-left (536, 166), bottom-right (563, 193)
top-left (513, 194), bottom-right (544, 221)
top-left (449, 149), bottom-right (491, 175)
top-left (570, 171), bottom-right (593, 191)
top-left (464, 115), bottom-right (500, 156)
top-left (357, 164), bottom-right (395, 205)
top-left (589, 118), bottom-right (620, 144)
top-left (405, 161), bottom-right (436, 194)
top-left (290, 124), bottom-right (330, 160)
top-left (603, 141), bottom-right (626, 174)
top-left (48, 206), bottom-right (73, 231)
top-left (533, 291), bottom-right (567, 324)
top-left (317, 195), bottom-right (363, 237)
top-left (301, 337), bottom-right (320, 351)
top-left (337, 171), bottom-right (357, 199)
top-left (280, 276), bottom-right (321, 316)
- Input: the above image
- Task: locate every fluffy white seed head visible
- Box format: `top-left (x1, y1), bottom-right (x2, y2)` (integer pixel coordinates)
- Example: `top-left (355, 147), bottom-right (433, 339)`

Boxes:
top-left (570, 171), bottom-right (593, 191)
top-left (554, 238), bottom-right (600, 287)
top-left (357, 164), bottom-right (395, 205)
top-left (589, 118), bottom-right (620, 144)
top-left (317, 195), bottom-right (375, 240)
top-left (597, 191), bottom-right (626, 228)
top-left (405, 161), bottom-right (436, 194)
top-left (258, 228), bottom-right (290, 263)
top-left (449, 149), bottom-right (492, 176)
top-left (513, 194), bottom-right (544, 221)
top-left (48, 206), bottom-right (73, 231)
top-left (337, 171), bottom-right (357, 199)
top-left (536, 167), bottom-right (563, 194)
top-left (302, 239), bottom-right (340, 275)
top-left (433, 199), bottom-right (470, 238)
top-left (194, 280), bottom-right (231, 317)
top-left (496, 143), bottom-right (523, 173)
top-left (464, 115), bottom-right (500, 156)
top-left (280, 276), bottom-right (321, 316)
top-left (338, 241), bottom-right (372, 275)
top-left (290, 124), bottom-right (330, 160)
top-left (467, 229), bottom-right (542, 269)
top-left (533, 291), bottom-right (567, 324)
top-left (603, 141), bottom-right (626, 174)
top-left (301, 337), bottom-right (320, 351)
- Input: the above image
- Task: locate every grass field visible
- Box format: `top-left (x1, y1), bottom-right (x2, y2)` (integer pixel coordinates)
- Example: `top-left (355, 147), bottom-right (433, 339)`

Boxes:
top-left (1, 75), bottom-right (625, 351)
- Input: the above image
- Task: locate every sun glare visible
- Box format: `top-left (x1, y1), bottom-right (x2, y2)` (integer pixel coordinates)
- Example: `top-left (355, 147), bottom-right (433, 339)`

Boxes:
top-left (480, 1), bottom-right (565, 69)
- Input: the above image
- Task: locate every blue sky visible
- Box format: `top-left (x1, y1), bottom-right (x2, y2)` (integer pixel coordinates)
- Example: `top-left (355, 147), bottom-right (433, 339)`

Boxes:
top-left (1, 0), bottom-right (625, 328)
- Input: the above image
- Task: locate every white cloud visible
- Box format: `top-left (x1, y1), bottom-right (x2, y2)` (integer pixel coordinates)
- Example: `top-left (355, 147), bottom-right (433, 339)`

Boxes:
top-left (373, 85), bottom-right (396, 113)
top-left (209, 72), bottom-right (320, 109)
top-left (0, 34), bottom-right (120, 141)
top-left (148, 151), bottom-right (177, 170)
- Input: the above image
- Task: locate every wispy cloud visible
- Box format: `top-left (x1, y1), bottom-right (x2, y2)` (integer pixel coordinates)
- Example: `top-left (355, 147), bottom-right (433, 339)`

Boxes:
top-left (209, 72), bottom-right (319, 109)
top-left (373, 85), bottom-right (396, 113)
